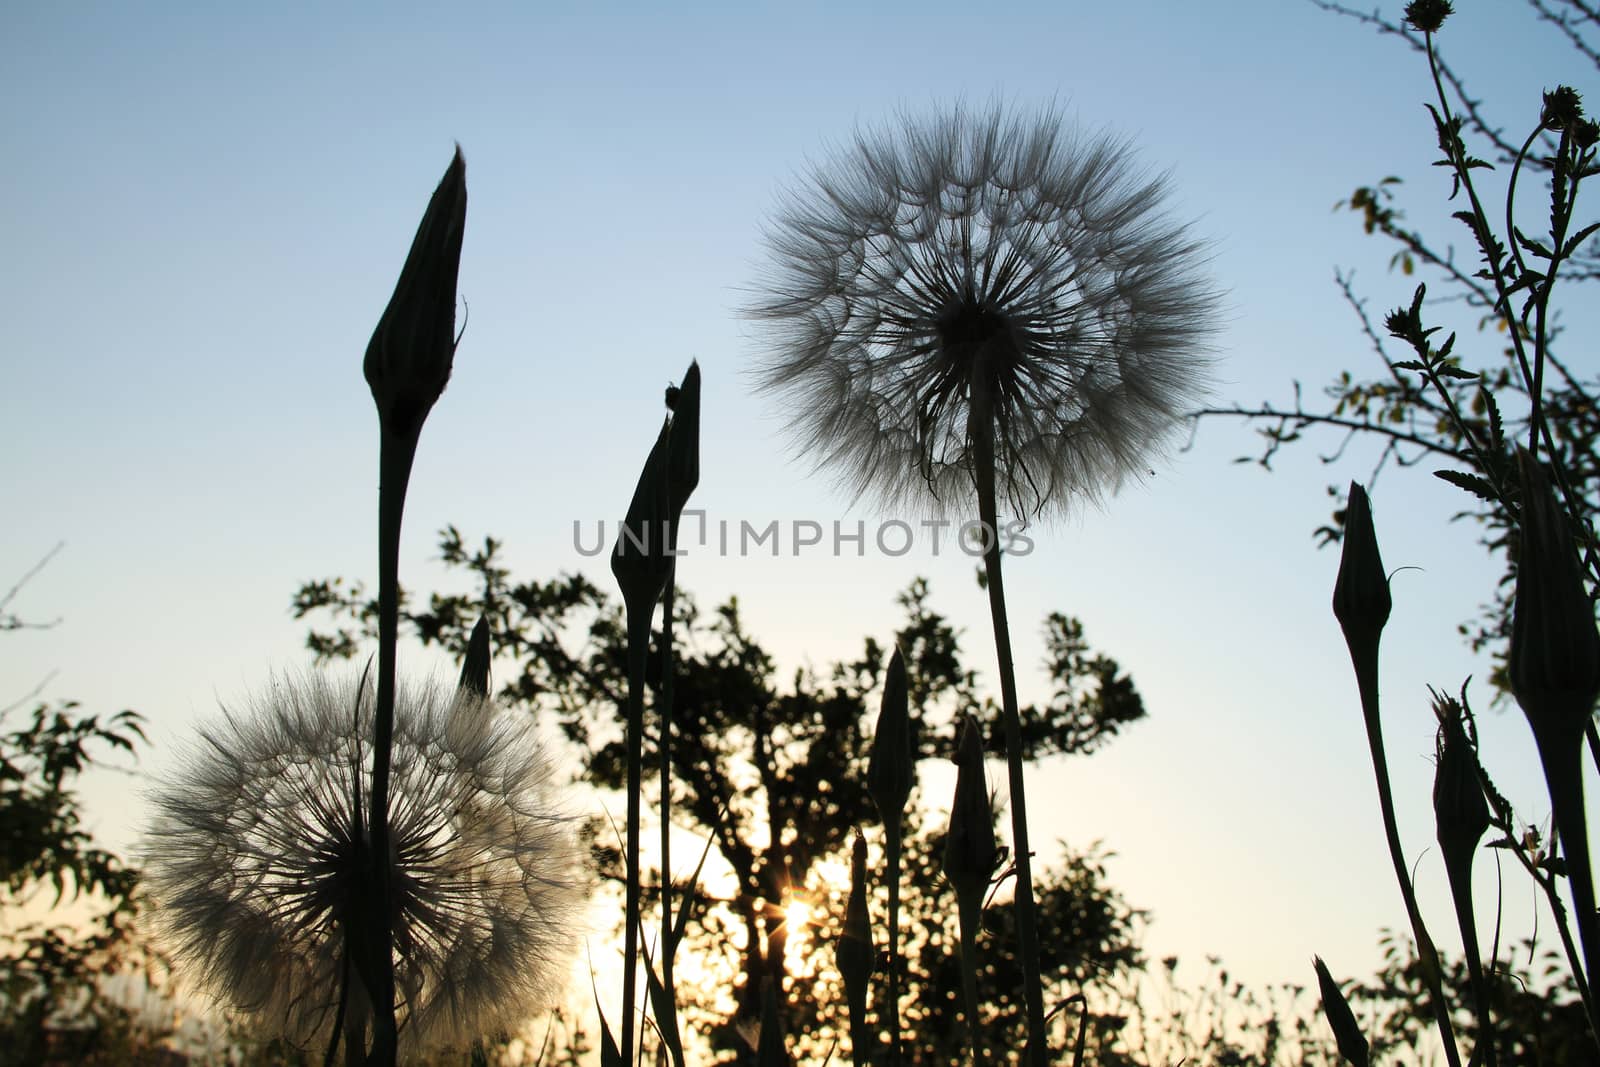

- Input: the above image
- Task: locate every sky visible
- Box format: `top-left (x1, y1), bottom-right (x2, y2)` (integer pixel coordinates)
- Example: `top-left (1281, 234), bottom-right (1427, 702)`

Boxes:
top-left (2, 0), bottom-right (1594, 1052)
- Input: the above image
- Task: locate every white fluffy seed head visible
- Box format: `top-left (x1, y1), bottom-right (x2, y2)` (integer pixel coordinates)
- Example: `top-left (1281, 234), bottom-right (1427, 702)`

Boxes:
top-left (747, 103), bottom-right (1221, 521)
top-left (143, 672), bottom-right (590, 1053)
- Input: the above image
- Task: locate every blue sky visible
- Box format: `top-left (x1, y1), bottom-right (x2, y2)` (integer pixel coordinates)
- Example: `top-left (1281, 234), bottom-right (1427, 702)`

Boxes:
top-left (2, 0), bottom-right (1591, 1042)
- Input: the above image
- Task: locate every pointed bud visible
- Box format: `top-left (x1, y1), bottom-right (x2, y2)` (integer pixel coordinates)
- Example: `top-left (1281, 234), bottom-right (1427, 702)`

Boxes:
top-left (943, 716), bottom-right (997, 907)
top-left (1313, 956), bottom-right (1370, 1067)
top-left (364, 147), bottom-right (467, 441)
top-left (1332, 483), bottom-right (1391, 656)
top-left (1432, 692), bottom-right (1489, 868)
top-left (1542, 86), bottom-right (1584, 132)
top-left (611, 418), bottom-right (673, 618)
top-left (666, 361), bottom-right (701, 528)
top-left (457, 615), bottom-right (492, 697)
top-left (1509, 448), bottom-right (1600, 749)
top-left (1403, 0), bottom-right (1452, 32)
top-left (836, 832), bottom-right (874, 1051)
top-left (755, 975), bottom-right (789, 1066)
top-left (867, 647), bottom-right (913, 835)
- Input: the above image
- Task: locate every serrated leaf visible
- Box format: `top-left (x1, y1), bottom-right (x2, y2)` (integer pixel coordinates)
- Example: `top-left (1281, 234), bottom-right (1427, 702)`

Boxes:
top-left (1436, 364), bottom-right (1477, 381)
top-left (1481, 387), bottom-right (1504, 450)
top-left (1434, 468), bottom-right (1499, 503)
top-left (1563, 221), bottom-right (1600, 258)
top-left (1392, 360), bottom-right (1425, 372)
top-left (1514, 227), bottom-right (1554, 260)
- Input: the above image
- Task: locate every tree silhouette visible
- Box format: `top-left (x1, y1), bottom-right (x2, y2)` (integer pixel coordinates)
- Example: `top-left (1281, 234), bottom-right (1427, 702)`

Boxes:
top-left (1197, 0), bottom-right (1600, 693)
top-left (294, 528), bottom-right (1147, 1063)
top-left (1, 550), bottom-right (146, 1063)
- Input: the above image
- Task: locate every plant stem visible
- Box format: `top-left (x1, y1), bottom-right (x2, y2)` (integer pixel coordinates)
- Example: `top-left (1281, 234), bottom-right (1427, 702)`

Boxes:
top-left (955, 892), bottom-right (985, 1067)
top-left (620, 604), bottom-right (652, 1066)
top-left (884, 821), bottom-right (903, 1066)
top-left (366, 430), bottom-right (417, 1067)
top-left (1535, 727), bottom-right (1600, 1042)
top-left (1441, 849), bottom-right (1496, 1067)
top-left (1345, 637), bottom-right (1461, 1067)
top-left (968, 370), bottom-right (1047, 1065)
top-left (659, 554), bottom-right (685, 1067)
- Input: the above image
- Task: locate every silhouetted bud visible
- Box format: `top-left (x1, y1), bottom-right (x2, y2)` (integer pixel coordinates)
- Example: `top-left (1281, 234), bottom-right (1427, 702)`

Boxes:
top-left (1509, 449), bottom-right (1600, 747)
top-left (1313, 956), bottom-right (1370, 1067)
top-left (867, 647), bottom-right (913, 833)
top-left (666, 361), bottom-right (701, 526)
top-left (1403, 0), bottom-right (1452, 32)
top-left (611, 419), bottom-right (673, 618)
top-left (364, 147), bottom-right (467, 441)
top-left (1575, 119), bottom-right (1600, 151)
top-left (1333, 483), bottom-right (1391, 653)
top-left (457, 616), bottom-right (492, 697)
top-left (943, 716), bottom-right (997, 907)
top-left (1542, 86), bottom-right (1585, 131)
top-left (836, 832), bottom-right (873, 1050)
top-left (755, 975), bottom-right (789, 1066)
top-left (1432, 693), bottom-right (1489, 867)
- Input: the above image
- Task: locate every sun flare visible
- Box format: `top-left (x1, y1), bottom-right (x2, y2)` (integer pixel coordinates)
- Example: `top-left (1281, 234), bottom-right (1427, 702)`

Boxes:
top-left (784, 898), bottom-right (810, 932)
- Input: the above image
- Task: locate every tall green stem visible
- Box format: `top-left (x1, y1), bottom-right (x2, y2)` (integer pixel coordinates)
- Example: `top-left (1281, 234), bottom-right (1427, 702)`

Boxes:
top-left (1346, 640), bottom-right (1460, 1067)
top-left (884, 822), bottom-right (903, 1065)
top-left (955, 892), bottom-right (985, 1067)
top-left (968, 372), bottom-right (1047, 1064)
top-left (1440, 848), bottom-right (1495, 1067)
top-left (1536, 729), bottom-right (1600, 1041)
top-left (365, 431), bottom-right (416, 1067)
top-left (620, 605), bottom-right (652, 1065)
top-left (658, 555), bottom-right (685, 1067)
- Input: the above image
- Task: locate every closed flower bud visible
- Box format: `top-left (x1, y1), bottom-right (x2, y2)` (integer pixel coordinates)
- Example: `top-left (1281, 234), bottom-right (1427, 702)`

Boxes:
top-left (458, 615), bottom-right (492, 697)
top-left (1509, 448), bottom-right (1600, 747)
top-left (666, 361), bottom-right (701, 527)
top-left (1313, 956), bottom-right (1370, 1067)
top-left (1403, 0), bottom-right (1452, 33)
top-left (836, 832), bottom-right (874, 1051)
top-left (1332, 483), bottom-right (1391, 655)
top-left (1542, 86), bottom-right (1585, 132)
top-left (866, 647), bottom-right (913, 832)
top-left (1432, 693), bottom-right (1489, 867)
top-left (364, 147), bottom-right (467, 442)
top-left (943, 716), bottom-right (997, 905)
top-left (611, 418), bottom-right (673, 617)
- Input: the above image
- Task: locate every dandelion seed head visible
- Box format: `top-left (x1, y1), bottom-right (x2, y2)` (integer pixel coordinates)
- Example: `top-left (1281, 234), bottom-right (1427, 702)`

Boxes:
top-left (144, 672), bottom-right (589, 1053)
top-left (747, 104), bottom-right (1220, 520)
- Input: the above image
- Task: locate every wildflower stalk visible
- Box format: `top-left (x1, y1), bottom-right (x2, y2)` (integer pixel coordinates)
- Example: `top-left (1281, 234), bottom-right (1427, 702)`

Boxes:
top-left (867, 648), bottom-right (911, 1064)
top-left (1510, 448), bottom-right (1600, 1034)
top-left (1432, 692), bottom-right (1495, 1067)
top-left (364, 430), bottom-right (417, 1065)
top-left (1333, 483), bottom-right (1459, 1067)
top-left (945, 716), bottom-right (996, 1067)
top-left (621, 602), bottom-right (652, 1065)
top-left (612, 416), bottom-right (673, 1067)
top-left (657, 361), bottom-right (699, 1067)
top-left (837, 833), bottom-right (873, 1067)
top-left (968, 370), bottom-right (1046, 1063)
top-left (359, 147), bottom-right (466, 1067)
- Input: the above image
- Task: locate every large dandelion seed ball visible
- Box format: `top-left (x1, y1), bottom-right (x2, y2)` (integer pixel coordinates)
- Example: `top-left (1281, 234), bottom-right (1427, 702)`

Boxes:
top-left (747, 104), bottom-right (1220, 520)
top-left (144, 672), bottom-right (589, 1053)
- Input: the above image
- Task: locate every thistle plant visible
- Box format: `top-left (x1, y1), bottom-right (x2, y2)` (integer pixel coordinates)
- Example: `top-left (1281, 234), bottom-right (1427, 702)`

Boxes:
top-left (143, 670), bottom-right (587, 1062)
top-left (748, 103), bottom-right (1218, 1060)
